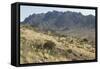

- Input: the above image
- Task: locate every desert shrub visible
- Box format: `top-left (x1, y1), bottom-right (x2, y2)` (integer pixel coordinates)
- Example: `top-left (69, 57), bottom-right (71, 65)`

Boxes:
top-left (64, 51), bottom-right (69, 57)
top-left (77, 45), bottom-right (83, 48)
top-left (35, 44), bottom-right (43, 50)
top-left (43, 40), bottom-right (56, 50)
top-left (90, 41), bottom-right (95, 48)
top-left (89, 48), bottom-right (95, 53)
top-left (69, 40), bottom-right (74, 44)
top-left (80, 38), bottom-right (88, 43)
top-left (47, 49), bottom-right (57, 56)
top-left (80, 54), bottom-right (82, 56)
top-left (83, 38), bottom-right (88, 42)
top-left (20, 36), bottom-right (27, 49)
top-left (20, 36), bottom-right (26, 43)
top-left (31, 40), bottom-right (43, 50)
top-left (61, 34), bottom-right (67, 37)
top-left (67, 49), bottom-right (72, 53)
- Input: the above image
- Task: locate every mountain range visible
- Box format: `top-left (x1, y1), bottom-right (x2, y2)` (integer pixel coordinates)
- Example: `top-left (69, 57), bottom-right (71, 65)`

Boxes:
top-left (21, 10), bottom-right (95, 40)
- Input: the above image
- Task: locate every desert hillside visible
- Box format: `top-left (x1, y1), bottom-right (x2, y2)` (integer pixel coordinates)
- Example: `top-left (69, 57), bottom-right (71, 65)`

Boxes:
top-left (20, 24), bottom-right (95, 64)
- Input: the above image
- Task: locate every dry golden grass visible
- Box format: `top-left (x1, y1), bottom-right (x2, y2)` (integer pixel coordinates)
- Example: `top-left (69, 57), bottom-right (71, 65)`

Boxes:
top-left (20, 25), bottom-right (95, 64)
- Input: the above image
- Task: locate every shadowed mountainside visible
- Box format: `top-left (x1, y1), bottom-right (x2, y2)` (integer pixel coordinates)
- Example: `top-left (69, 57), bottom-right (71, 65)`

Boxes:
top-left (21, 11), bottom-right (95, 42)
top-left (22, 11), bottom-right (95, 30)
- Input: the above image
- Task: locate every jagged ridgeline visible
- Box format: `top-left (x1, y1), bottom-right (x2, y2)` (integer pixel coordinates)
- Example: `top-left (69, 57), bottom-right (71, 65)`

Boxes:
top-left (21, 11), bottom-right (95, 41)
top-left (20, 11), bottom-right (95, 64)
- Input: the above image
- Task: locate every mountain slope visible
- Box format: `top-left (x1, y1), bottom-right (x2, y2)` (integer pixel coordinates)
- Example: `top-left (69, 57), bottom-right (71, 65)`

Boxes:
top-left (20, 25), bottom-right (95, 64)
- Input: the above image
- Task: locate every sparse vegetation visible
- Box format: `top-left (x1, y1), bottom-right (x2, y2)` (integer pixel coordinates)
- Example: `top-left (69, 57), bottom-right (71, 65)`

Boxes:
top-left (20, 24), bottom-right (95, 64)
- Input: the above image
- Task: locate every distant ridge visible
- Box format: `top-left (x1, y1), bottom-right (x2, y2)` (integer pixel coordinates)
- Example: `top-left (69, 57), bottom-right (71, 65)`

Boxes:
top-left (22, 11), bottom-right (95, 31)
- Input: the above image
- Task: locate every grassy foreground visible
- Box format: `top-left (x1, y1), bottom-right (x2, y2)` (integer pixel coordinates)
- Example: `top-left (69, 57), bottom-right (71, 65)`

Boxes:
top-left (20, 24), bottom-right (95, 64)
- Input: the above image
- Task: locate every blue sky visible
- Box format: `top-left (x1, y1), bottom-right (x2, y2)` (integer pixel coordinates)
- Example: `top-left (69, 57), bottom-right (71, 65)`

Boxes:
top-left (20, 5), bottom-right (95, 22)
